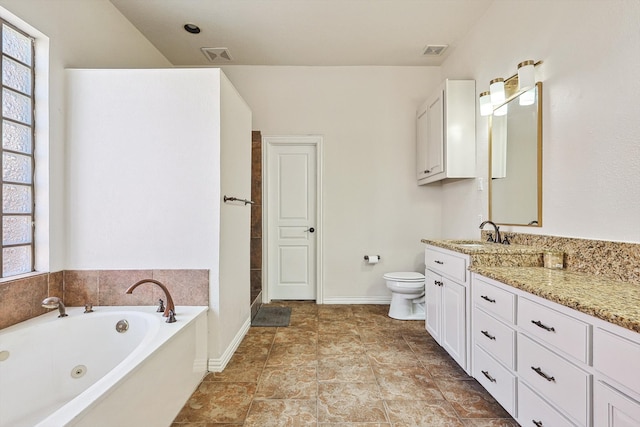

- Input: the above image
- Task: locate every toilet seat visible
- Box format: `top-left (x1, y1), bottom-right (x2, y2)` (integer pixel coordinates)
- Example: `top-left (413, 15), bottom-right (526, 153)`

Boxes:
top-left (383, 272), bottom-right (424, 282)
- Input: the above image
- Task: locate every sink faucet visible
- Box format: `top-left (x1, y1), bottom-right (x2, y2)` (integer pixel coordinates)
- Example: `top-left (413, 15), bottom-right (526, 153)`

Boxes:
top-left (42, 297), bottom-right (68, 318)
top-left (479, 220), bottom-right (502, 244)
top-left (125, 279), bottom-right (176, 323)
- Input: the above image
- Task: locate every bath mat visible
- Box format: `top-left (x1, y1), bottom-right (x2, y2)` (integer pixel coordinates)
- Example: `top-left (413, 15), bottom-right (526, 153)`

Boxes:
top-left (252, 306), bottom-right (291, 327)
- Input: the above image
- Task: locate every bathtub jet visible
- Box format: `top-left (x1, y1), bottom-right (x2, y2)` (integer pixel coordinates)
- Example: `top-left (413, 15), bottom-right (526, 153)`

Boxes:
top-left (41, 297), bottom-right (67, 318)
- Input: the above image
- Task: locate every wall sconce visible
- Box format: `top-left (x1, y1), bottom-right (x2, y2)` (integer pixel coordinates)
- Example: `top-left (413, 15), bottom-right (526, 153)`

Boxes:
top-left (479, 91), bottom-right (492, 116)
top-left (479, 60), bottom-right (541, 116)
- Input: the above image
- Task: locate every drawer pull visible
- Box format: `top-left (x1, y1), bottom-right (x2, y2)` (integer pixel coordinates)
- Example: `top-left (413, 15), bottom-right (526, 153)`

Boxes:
top-left (481, 330), bottom-right (496, 340)
top-left (434, 260), bottom-right (444, 265)
top-left (531, 366), bottom-right (555, 382)
top-left (480, 295), bottom-right (496, 303)
top-left (532, 421), bottom-right (543, 427)
top-left (531, 320), bottom-right (555, 332)
top-left (481, 370), bottom-right (497, 383)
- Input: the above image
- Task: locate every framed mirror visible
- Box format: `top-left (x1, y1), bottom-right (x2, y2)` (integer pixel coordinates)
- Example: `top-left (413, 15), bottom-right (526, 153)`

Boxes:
top-left (489, 81), bottom-right (542, 226)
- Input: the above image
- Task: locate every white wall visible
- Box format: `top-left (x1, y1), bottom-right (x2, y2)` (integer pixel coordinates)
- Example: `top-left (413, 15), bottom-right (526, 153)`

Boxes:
top-left (441, 0), bottom-right (640, 243)
top-left (222, 66), bottom-right (443, 302)
top-left (0, 0), bottom-right (170, 271)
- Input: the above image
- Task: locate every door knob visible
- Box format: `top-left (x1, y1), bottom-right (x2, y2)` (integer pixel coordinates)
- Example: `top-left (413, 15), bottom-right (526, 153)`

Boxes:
top-left (307, 227), bottom-right (315, 233)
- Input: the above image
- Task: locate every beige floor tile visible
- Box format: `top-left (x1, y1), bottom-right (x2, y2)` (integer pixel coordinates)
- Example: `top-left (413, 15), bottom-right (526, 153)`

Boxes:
top-left (435, 379), bottom-right (511, 419)
top-left (244, 399), bottom-right (317, 427)
top-left (317, 382), bottom-right (388, 423)
top-left (384, 399), bottom-right (465, 426)
top-left (371, 361), bottom-right (444, 401)
top-left (173, 382), bottom-right (256, 424)
top-left (255, 365), bottom-right (317, 399)
top-left (461, 418), bottom-right (520, 426)
top-left (317, 354), bottom-right (376, 383)
top-left (266, 342), bottom-right (317, 367)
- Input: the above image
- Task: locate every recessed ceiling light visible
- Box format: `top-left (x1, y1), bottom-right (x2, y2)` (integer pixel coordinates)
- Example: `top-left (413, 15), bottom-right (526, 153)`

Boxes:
top-left (183, 23), bottom-right (201, 34)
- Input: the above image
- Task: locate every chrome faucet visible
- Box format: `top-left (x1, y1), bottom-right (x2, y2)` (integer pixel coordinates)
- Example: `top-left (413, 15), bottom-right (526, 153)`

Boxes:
top-left (479, 220), bottom-right (502, 244)
top-left (42, 297), bottom-right (68, 318)
top-left (125, 279), bottom-right (176, 323)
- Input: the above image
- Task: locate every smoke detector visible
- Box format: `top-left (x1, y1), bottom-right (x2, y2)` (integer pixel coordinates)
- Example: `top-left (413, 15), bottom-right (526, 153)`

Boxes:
top-left (201, 47), bottom-right (233, 62)
top-left (422, 45), bottom-right (448, 56)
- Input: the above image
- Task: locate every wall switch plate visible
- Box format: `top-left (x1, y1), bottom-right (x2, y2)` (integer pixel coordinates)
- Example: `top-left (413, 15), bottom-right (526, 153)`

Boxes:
top-left (477, 177), bottom-right (484, 191)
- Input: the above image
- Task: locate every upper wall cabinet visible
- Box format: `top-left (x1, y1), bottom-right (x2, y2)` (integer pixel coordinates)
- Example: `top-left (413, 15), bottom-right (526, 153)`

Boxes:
top-left (416, 79), bottom-right (476, 185)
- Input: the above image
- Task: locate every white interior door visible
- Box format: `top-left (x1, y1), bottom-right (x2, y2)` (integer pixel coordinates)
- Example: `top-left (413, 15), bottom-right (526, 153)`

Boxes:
top-left (266, 138), bottom-right (318, 300)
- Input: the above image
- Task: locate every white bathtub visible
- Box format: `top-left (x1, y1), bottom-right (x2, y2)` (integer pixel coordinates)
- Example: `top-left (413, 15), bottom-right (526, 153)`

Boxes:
top-left (0, 305), bottom-right (208, 427)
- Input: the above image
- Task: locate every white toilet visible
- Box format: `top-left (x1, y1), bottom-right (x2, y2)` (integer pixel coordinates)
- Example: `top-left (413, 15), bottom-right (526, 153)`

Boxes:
top-left (384, 271), bottom-right (426, 320)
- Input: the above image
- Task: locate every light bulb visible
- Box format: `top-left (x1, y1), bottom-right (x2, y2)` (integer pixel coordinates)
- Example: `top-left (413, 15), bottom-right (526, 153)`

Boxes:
top-left (490, 78), bottom-right (505, 105)
top-left (479, 91), bottom-right (492, 116)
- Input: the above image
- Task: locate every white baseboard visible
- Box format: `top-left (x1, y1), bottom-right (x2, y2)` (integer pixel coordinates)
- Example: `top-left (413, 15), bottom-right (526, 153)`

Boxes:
top-left (207, 317), bottom-right (251, 372)
top-left (322, 296), bottom-right (391, 304)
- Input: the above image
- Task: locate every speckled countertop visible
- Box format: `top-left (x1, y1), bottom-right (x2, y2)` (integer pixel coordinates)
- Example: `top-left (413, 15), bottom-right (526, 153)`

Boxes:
top-left (422, 239), bottom-right (640, 334)
top-left (472, 266), bottom-right (640, 333)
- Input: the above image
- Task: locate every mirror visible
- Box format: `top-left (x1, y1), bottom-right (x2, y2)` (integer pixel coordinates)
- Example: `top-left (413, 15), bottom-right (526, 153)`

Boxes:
top-left (489, 81), bottom-right (542, 226)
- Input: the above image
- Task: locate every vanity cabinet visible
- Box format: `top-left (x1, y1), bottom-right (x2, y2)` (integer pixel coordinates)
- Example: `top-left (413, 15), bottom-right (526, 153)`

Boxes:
top-left (424, 245), bottom-right (471, 373)
top-left (416, 79), bottom-right (476, 185)
top-left (472, 272), bottom-right (640, 427)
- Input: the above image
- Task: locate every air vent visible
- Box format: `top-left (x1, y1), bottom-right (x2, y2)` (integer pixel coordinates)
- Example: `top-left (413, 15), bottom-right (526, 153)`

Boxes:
top-left (201, 47), bottom-right (233, 62)
top-left (422, 45), bottom-right (448, 56)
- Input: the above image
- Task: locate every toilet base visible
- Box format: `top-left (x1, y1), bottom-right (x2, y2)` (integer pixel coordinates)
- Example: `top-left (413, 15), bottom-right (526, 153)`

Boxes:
top-left (388, 293), bottom-right (425, 320)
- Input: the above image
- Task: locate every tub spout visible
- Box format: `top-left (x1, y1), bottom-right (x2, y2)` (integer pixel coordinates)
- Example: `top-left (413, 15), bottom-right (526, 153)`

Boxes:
top-left (42, 297), bottom-right (68, 318)
top-left (125, 279), bottom-right (176, 322)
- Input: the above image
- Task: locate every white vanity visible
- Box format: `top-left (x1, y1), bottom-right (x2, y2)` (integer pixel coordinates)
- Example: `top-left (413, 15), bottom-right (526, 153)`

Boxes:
top-left (423, 240), bottom-right (640, 427)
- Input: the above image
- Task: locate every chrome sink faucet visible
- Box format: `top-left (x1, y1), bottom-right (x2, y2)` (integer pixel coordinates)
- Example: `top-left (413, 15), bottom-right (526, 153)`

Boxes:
top-left (479, 220), bottom-right (502, 244)
top-left (125, 279), bottom-right (176, 323)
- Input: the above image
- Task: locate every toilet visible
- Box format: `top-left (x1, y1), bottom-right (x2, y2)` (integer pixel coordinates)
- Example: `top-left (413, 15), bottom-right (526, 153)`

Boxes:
top-left (384, 271), bottom-right (426, 320)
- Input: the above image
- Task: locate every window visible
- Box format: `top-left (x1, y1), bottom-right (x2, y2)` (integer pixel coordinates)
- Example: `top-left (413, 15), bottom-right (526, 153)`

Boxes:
top-left (1, 20), bottom-right (34, 278)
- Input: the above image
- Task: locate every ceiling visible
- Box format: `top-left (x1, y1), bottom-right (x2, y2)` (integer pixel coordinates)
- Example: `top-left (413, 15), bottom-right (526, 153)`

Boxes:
top-left (109, 0), bottom-right (493, 67)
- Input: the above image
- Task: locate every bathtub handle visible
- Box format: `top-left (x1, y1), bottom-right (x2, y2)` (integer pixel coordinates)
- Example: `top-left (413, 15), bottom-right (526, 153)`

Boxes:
top-left (166, 309), bottom-right (176, 323)
top-left (157, 299), bottom-right (165, 313)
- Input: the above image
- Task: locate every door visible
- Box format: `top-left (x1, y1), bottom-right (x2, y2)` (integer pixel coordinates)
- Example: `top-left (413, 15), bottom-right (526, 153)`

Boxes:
top-left (266, 138), bottom-right (318, 300)
top-left (442, 278), bottom-right (466, 369)
top-left (425, 269), bottom-right (442, 342)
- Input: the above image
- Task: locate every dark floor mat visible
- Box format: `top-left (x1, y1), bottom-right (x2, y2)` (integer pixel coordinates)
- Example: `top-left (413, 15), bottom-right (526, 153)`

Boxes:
top-left (251, 306), bottom-right (291, 327)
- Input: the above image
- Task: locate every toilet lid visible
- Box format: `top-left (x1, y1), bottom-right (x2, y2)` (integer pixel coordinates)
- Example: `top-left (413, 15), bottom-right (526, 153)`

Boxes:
top-left (383, 272), bottom-right (425, 282)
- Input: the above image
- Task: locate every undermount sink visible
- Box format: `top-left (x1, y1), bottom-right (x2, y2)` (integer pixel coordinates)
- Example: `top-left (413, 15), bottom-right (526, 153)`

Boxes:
top-left (457, 243), bottom-right (485, 248)
top-left (447, 240), bottom-right (487, 247)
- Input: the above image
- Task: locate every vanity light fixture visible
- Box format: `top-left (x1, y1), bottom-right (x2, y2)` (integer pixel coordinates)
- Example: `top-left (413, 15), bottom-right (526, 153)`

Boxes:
top-left (519, 87), bottom-right (536, 106)
top-left (489, 78), bottom-right (506, 105)
top-left (517, 60), bottom-right (536, 91)
top-left (479, 91), bottom-right (492, 116)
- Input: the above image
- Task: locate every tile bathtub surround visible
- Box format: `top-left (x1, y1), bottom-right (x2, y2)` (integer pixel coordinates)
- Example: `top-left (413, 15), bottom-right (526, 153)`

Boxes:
top-left (0, 269), bottom-right (208, 330)
top-left (0, 272), bottom-right (62, 329)
top-left (481, 232), bottom-right (640, 284)
top-left (172, 302), bottom-right (517, 426)
top-left (63, 269), bottom-right (209, 307)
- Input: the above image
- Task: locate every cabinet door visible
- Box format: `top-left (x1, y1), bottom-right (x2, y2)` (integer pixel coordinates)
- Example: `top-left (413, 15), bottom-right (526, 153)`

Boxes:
top-left (425, 269), bottom-right (442, 342)
top-left (416, 105), bottom-right (428, 180)
top-left (425, 90), bottom-right (444, 177)
top-left (442, 278), bottom-right (466, 369)
top-left (595, 381), bottom-right (640, 427)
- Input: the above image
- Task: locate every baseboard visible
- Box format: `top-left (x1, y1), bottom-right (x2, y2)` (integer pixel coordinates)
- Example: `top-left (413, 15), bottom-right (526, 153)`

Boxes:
top-left (322, 296), bottom-right (391, 304)
top-left (207, 317), bottom-right (251, 372)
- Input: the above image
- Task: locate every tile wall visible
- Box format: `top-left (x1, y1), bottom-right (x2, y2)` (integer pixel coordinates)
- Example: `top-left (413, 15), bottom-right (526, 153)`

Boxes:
top-left (250, 130), bottom-right (263, 318)
top-left (0, 269), bottom-right (208, 330)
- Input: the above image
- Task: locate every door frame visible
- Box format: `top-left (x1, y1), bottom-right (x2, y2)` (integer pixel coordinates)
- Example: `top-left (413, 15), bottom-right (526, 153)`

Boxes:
top-left (262, 135), bottom-right (323, 303)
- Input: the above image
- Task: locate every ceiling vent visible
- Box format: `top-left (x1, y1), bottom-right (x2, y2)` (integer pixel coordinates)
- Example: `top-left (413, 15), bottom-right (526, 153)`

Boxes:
top-left (422, 45), bottom-right (448, 56)
top-left (201, 47), bottom-right (233, 62)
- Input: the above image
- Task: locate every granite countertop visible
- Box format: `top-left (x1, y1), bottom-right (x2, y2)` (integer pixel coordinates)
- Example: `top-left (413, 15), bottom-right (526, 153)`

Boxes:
top-left (472, 266), bottom-right (640, 333)
top-left (422, 239), bottom-right (640, 334)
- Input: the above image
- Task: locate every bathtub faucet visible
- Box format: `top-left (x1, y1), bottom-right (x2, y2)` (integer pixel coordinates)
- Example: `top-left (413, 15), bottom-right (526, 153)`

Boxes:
top-left (125, 279), bottom-right (176, 323)
top-left (42, 297), bottom-right (68, 318)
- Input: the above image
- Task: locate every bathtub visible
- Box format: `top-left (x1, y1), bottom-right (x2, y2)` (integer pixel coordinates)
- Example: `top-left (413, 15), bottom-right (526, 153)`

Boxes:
top-left (0, 305), bottom-right (208, 427)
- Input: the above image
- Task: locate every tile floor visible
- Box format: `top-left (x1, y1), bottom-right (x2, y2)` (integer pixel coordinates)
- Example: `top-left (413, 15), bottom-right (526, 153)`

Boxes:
top-left (172, 302), bottom-right (518, 426)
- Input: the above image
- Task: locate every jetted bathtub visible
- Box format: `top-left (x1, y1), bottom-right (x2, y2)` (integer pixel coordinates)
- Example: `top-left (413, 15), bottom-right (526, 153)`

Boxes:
top-left (0, 305), bottom-right (207, 427)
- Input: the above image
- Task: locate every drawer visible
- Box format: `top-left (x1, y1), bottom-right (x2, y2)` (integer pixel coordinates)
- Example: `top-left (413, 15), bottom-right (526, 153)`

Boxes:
top-left (518, 297), bottom-right (590, 364)
top-left (473, 307), bottom-right (516, 369)
top-left (473, 278), bottom-right (516, 324)
top-left (425, 247), bottom-right (467, 283)
top-left (473, 345), bottom-right (516, 416)
top-left (518, 381), bottom-right (577, 427)
top-left (594, 327), bottom-right (640, 396)
top-left (518, 334), bottom-right (591, 426)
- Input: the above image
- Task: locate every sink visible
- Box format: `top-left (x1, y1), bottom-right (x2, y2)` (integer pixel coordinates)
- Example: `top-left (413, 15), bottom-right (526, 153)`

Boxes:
top-left (457, 243), bottom-right (485, 248)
